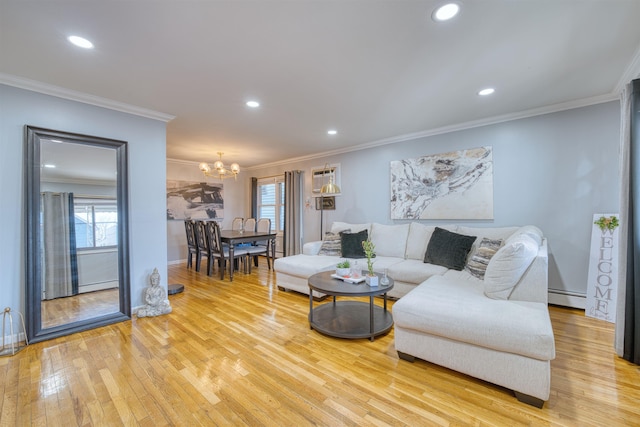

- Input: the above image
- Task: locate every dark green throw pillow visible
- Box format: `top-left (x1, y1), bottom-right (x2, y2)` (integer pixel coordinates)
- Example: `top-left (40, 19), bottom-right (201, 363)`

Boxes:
top-left (424, 227), bottom-right (476, 270)
top-left (340, 229), bottom-right (368, 258)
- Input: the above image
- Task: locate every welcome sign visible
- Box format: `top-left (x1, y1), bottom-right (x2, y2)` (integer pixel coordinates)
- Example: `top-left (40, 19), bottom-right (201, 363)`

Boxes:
top-left (586, 214), bottom-right (619, 323)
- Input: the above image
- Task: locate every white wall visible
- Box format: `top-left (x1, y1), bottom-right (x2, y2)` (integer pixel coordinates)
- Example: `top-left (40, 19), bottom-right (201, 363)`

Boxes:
top-left (166, 159), bottom-right (247, 263)
top-left (231, 101), bottom-right (620, 299)
top-left (0, 84), bottom-right (168, 315)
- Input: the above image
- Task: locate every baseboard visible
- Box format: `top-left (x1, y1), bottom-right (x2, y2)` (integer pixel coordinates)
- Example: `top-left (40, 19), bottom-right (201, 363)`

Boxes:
top-left (79, 281), bottom-right (119, 293)
top-left (168, 259), bottom-right (185, 266)
top-left (548, 289), bottom-right (586, 309)
top-left (0, 330), bottom-right (27, 346)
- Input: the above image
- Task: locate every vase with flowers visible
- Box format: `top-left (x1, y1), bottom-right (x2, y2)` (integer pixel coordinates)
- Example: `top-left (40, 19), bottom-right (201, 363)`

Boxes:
top-left (362, 238), bottom-right (378, 286)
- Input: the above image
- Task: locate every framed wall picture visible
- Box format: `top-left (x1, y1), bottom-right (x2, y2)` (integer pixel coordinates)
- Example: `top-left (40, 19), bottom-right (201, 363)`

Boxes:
top-left (166, 180), bottom-right (224, 220)
top-left (315, 196), bottom-right (335, 210)
top-left (390, 146), bottom-right (494, 220)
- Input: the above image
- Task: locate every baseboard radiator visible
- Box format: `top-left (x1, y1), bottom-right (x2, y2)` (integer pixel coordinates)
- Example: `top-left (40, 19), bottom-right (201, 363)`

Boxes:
top-left (548, 289), bottom-right (586, 309)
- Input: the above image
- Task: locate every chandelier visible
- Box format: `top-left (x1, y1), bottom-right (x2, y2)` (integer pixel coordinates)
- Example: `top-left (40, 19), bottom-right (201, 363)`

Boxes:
top-left (199, 152), bottom-right (240, 180)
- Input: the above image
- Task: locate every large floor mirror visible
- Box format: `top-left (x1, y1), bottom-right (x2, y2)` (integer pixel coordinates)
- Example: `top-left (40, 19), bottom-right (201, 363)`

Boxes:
top-left (25, 126), bottom-right (131, 343)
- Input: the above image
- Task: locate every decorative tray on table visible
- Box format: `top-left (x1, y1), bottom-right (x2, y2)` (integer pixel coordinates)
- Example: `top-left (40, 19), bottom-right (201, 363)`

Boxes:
top-left (330, 273), bottom-right (366, 284)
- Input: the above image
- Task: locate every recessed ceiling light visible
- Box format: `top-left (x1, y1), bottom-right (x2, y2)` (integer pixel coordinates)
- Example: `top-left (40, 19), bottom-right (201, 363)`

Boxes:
top-left (327, 130), bottom-right (337, 135)
top-left (432, 3), bottom-right (460, 22)
top-left (478, 88), bottom-right (495, 96)
top-left (67, 35), bottom-right (94, 49)
top-left (43, 164), bottom-right (56, 168)
top-left (246, 100), bottom-right (260, 108)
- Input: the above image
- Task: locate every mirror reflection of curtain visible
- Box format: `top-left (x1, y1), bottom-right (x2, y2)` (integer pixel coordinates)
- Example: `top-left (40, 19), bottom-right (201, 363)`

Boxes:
top-left (41, 192), bottom-right (78, 300)
top-left (283, 170), bottom-right (303, 256)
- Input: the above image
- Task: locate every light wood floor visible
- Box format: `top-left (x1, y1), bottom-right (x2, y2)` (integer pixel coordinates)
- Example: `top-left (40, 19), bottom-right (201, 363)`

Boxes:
top-left (41, 288), bottom-right (120, 329)
top-left (1, 263), bottom-right (639, 426)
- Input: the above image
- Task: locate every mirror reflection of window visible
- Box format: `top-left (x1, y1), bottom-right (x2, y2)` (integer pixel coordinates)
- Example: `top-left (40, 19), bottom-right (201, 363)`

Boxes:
top-left (74, 198), bottom-right (118, 248)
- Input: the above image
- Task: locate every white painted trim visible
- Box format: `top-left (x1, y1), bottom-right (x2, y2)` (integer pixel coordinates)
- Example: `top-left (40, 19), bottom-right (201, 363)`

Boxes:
top-left (249, 93), bottom-right (619, 170)
top-left (168, 259), bottom-right (185, 266)
top-left (548, 289), bottom-right (586, 309)
top-left (0, 73), bottom-right (175, 122)
top-left (615, 43), bottom-right (640, 93)
top-left (79, 281), bottom-right (119, 293)
top-left (0, 331), bottom-right (27, 347)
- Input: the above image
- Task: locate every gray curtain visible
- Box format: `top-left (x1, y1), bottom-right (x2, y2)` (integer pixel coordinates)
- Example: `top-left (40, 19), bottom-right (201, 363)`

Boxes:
top-left (617, 79), bottom-right (640, 364)
top-left (284, 170), bottom-right (303, 256)
top-left (250, 177), bottom-right (258, 219)
top-left (41, 192), bottom-right (78, 300)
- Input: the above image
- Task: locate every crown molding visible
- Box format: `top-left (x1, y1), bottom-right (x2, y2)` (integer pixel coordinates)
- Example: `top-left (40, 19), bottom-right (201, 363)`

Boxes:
top-left (615, 44), bottom-right (640, 93)
top-left (251, 92), bottom-right (619, 170)
top-left (166, 158), bottom-right (201, 166)
top-left (0, 73), bottom-right (175, 122)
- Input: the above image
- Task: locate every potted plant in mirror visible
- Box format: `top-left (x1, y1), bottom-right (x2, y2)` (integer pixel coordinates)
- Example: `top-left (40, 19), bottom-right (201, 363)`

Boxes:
top-left (336, 260), bottom-right (351, 277)
top-left (362, 239), bottom-right (378, 286)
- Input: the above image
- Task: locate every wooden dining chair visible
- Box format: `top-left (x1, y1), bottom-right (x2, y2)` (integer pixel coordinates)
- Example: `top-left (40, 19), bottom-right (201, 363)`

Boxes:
top-left (192, 220), bottom-right (211, 273)
top-left (204, 220), bottom-right (249, 280)
top-left (246, 218), bottom-right (272, 269)
top-left (184, 220), bottom-right (198, 269)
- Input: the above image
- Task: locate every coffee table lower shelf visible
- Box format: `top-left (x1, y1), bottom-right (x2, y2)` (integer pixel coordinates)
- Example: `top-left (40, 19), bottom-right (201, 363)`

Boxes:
top-left (309, 300), bottom-right (393, 341)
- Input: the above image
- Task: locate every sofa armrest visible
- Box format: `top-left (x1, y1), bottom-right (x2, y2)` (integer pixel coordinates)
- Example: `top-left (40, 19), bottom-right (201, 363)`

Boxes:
top-left (303, 241), bottom-right (323, 255)
top-left (509, 238), bottom-right (549, 304)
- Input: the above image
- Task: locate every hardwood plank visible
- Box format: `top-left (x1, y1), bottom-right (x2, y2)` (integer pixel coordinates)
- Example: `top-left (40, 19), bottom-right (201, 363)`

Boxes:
top-left (1, 263), bottom-right (639, 426)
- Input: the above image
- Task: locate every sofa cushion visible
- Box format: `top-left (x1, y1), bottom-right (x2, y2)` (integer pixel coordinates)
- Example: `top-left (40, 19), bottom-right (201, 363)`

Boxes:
top-left (370, 223), bottom-right (410, 258)
top-left (340, 229), bottom-right (368, 258)
top-left (318, 230), bottom-right (347, 256)
top-left (393, 276), bottom-right (555, 360)
top-left (424, 227), bottom-right (476, 270)
top-left (465, 238), bottom-right (504, 280)
top-left (273, 254), bottom-right (339, 277)
top-left (456, 226), bottom-right (518, 243)
top-left (484, 235), bottom-right (538, 299)
top-left (387, 259), bottom-right (448, 284)
top-left (331, 221), bottom-right (370, 234)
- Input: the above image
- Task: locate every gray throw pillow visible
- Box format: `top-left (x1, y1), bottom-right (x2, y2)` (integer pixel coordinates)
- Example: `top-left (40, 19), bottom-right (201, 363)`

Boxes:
top-left (465, 237), bottom-right (504, 279)
top-left (424, 227), bottom-right (476, 270)
top-left (318, 230), bottom-right (348, 256)
top-left (340, 229), bottom-right (368, 258)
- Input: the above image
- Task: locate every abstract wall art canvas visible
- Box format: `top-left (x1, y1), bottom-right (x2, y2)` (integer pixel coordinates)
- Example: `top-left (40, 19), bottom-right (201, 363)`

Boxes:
top-left (390, 146), bottom-right (494, 220)
top-left (166, 180), bottom-right (224, 220)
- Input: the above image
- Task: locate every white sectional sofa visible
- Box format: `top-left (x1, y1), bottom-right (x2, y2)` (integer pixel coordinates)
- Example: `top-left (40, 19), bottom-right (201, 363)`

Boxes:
top-left (274, 221), bottom-right (555, 407)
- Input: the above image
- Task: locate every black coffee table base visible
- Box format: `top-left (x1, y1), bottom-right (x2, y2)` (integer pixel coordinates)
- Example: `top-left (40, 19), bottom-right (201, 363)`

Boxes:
top-left (309, 300), bottom-right (393, 341)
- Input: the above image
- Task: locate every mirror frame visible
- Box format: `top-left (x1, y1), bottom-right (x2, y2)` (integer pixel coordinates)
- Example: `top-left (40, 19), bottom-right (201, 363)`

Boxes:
top-left (25, 126), bottom-right (131, 343)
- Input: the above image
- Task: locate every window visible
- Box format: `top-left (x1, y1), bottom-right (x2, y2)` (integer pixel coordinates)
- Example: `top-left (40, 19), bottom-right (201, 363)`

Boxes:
top-left (311, 164), bottom-right (341, 194)
top-left (257, 177), bottom-right (285, 233)
top-left (74, 198), bottom-right (118, 248)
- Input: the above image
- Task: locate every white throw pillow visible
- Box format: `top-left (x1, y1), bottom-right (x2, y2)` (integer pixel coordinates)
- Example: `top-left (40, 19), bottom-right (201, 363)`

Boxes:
top-left (405, 223), bottom-right (435, 260)
top-left (370, 223), bottom-right (410, 258)
top-left (506, 225), bottom-right (544, 247)
top-left (484, 235), bottom-right (538, 299)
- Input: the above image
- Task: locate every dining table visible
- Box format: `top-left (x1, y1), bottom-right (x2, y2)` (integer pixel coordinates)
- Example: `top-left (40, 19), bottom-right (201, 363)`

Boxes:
top-left (219, 229), bottom-right (277, 281)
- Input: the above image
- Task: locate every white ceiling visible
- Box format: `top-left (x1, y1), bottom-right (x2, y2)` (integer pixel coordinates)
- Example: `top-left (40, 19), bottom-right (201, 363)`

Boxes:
top-left (2, 0), bottom-right (640, 169)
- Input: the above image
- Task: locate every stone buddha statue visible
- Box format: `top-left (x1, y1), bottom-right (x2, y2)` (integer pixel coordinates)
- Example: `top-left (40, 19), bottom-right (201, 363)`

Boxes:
top-left (137, 268), bottom-right (172, 317)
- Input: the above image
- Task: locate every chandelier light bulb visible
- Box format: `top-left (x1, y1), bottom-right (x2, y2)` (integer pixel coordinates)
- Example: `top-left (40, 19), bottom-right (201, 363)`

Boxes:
top-left (198, 152), bottom-right (241, 180)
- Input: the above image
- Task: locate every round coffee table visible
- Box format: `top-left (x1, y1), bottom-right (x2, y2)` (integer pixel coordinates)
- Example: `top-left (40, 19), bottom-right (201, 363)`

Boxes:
top-left (308, 271), bottom-right (394, 341)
